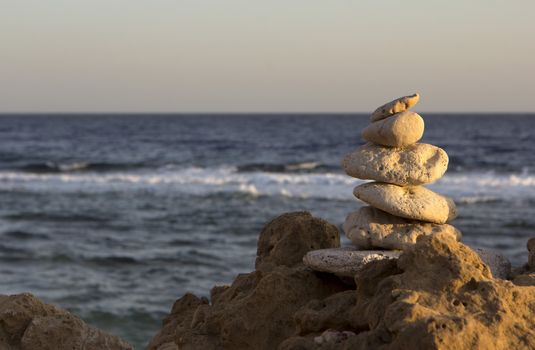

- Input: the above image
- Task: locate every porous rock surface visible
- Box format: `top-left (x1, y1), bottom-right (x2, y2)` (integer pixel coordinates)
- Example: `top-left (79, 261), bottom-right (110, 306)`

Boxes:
top-left (362, 111), bottom-right (424, 147)
top-left (342, 143), bottom-right (448, 186)
top-left (255, 211), bottom-right (340, 271)
top-left (343, 206), bottom-right (461, 250)
top-left (147, 212), bottom-right (347, 350)
top-left (354, 182), bottom-right (458, 224)
top-left (0, 293), bottom-right (132, 350)
top-left (149, 212), bottom-right (535, 350)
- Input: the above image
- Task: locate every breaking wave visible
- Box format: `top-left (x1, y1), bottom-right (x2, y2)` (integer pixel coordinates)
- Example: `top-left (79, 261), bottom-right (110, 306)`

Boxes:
top-left (0, 167), bottom-right (534, 202)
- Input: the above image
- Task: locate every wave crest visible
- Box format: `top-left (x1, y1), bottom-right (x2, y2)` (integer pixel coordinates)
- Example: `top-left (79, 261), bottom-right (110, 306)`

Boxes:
top-left (0, 168), bottom-right (534, 202)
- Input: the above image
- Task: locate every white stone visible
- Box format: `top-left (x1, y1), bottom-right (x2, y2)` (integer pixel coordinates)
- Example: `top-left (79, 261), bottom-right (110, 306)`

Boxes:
top-left (472, 247), bottom-right (511, 280)
top-left (353, 182), bottom-right (458, 224)
top-left (342, 143), bottom-right (448, 186)
top-left (343, 206), bottom-right (461, 250)
top-left (370, 93), bottom-right (420, 122)
top-left (362, 111), bottom-right (424, 147)
top-left (303, 247), bottom-right (401, 277)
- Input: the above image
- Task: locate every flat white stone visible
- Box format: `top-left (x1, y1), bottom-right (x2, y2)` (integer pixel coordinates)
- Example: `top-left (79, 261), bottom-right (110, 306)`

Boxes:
top-left (472, 247), bottom-right (511, 280)
top-left (362, 111), bottom-right (424, 147)
top-left (303, 247), bottom-right (401, 277)
top-left (342, 143), bottom-right (448, 186)
top-left (354, 182), bottom-right (458, 224)
top-left (370, 93), bottom-right (420, 122)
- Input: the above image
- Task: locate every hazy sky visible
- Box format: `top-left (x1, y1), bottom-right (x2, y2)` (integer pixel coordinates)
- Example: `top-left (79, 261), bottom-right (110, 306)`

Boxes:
top-left (1, 1), bottom-right (534, 113)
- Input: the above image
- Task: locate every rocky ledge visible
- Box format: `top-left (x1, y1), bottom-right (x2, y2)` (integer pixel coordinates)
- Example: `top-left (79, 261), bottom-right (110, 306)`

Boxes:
top-left (148, 211), bottom-right (535, 350)
top-left (0, 293), bottom-right (132, 350)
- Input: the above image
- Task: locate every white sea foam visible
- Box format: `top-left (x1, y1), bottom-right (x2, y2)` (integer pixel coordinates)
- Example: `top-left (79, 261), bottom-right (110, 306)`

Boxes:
top-left (0, 167), bottom-right (534, 202)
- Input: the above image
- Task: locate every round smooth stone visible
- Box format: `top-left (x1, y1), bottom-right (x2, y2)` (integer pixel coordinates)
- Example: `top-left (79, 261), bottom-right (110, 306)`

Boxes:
top-left (472, 247), bottom-right (511, 279)
top-left (353, 182), bottom-right (458, 224)
top-left (343, 206), bottom-right (461, 250)
top-left (362, 111), bottom-right (424, 147)
top-left (342, 143), bottom-right (449, 186)
top-left (370, 93), bottom-right (420, 122)
top-left (302, 247), bottom-right (401, 277)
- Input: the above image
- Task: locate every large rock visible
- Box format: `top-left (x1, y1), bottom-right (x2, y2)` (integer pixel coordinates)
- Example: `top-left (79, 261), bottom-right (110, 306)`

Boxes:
top-left (292, 290), bottom-right (356, 335)
top-left (362, 111), bottom-right (424, 147)
top-left (370, 93), bottom-right (420, 122)
top-left (342, 143), bottom-right (448, 186)
top-left (347, 233), bottom-right (535, 349)
top-left (255, 211), bottom-right (340, 271)
top-left (0, 293), bottom-right (132, 350)
top-left (354, 182), bottom-right (458, 224)
top-left (302, 247), bottom-right (401, 277)
top-left (151, 213), bottom-right (535, 350)
top-left (343, 206), bottom-right (461, 250)
top-left (284, 233), bottom-right (535, 349)
top-left (148, 267), bottom-right (347, 350)
top-left (148, 212), bottom-right (348, 350)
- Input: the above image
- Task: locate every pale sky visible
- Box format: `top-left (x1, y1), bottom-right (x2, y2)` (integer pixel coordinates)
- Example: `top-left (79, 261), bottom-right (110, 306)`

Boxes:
top-left (1, 1), bottom-right (534, 113)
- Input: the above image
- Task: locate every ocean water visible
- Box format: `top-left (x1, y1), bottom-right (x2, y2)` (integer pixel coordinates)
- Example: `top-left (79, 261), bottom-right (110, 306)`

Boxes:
top-left (0, 114), bottom-right (534, 348)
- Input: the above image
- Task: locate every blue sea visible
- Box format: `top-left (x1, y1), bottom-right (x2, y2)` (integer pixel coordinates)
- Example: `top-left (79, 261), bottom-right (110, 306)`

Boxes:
top-left (1, 114), bottom-right (534, 348)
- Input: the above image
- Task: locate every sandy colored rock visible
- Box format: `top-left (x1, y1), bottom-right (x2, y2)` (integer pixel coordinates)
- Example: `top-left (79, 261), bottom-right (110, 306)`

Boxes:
top-left (362, 111), bottom-right (424, 147)
top-left (255, 211), bottom-right (340, 271)
top-left (472, 247), bottom-right (511, 279)
top-left (370, 93), bottom-right (420, 122)
top-left (342, 143), bottom-right (448, 186)
top-left (147, 212), bottom-right (348, 350)
top-left (343, 206), bottom-right (461, 250)
top-left (346, 233), bottom-right (535, 350)
top-left (150, 212), bottom-right (535, 350)
top-left (302, 247), bottom-right (401, 277)
top-left (148, 266), bottom-right (347, 350)
top-left (354, 182), bottom-right (457, 224)
top-left (280, 232), bottom-right (535, 350)
top-left (0, 293), bottom-right (132, 350)
top-left (292, 290), bottom-right (356, 335)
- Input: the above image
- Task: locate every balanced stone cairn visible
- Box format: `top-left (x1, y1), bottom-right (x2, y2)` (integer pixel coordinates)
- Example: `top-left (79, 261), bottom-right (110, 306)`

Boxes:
top-left (303, 94), bottom-right (464, 278)
top-left (342, 93), bottom-right (460, 251)
top-left (304, 94), bottom-right (512, 279)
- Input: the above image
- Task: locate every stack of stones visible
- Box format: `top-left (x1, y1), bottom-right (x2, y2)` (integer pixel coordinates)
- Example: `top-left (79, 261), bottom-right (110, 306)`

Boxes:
top-left (304, 94), bottom-right (461, 277)
top-left (342, 93), bottom-right (460, 251)
top-left (304, 94), bottom-right (512, 279)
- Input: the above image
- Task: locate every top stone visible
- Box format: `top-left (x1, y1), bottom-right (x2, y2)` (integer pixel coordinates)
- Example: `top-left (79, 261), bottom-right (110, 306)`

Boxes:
top-left (362, 111), bottom-right (424, 148)
top-left (370, 93), bottom-right (420, 122)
